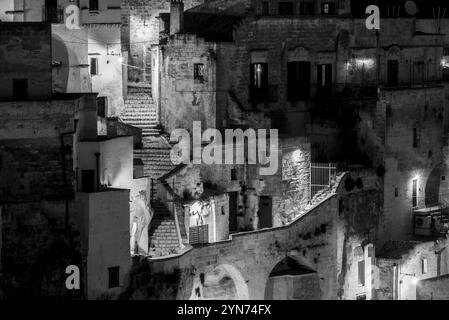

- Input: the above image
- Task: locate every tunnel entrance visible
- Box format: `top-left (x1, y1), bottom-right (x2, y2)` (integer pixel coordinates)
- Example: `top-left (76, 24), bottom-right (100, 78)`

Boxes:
top-left (264, 256), bottom-right (321, 300)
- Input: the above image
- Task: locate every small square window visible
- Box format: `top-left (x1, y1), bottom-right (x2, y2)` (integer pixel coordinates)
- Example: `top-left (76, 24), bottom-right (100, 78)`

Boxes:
top-left (442, 176), bottom-right (446, 181)
top-left (90, 57), bottom-right (98, 75)
top-left (321, 2), bottom-right (336, 15)
top-left (108, 266), bottom-right (120, 288)
top-left (231, 168), bottom-right (237, 181)
top-left (194, 63), bottom-right (205, 82)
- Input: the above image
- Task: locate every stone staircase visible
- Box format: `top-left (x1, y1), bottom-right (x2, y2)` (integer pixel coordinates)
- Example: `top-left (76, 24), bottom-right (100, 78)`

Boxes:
top-left (148, 200), bottom-right (182, 257)
top-left (291, 172), bottom-right (346, 223)
top-left (133, 136), bottom-right (176, 179)
top-left (120, 86), bottom-right (160, 137)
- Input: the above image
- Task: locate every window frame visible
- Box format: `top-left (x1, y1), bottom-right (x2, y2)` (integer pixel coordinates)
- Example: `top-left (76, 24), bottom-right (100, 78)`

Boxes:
top-left (194, 63), bottom-right (205, 83)
top-left (278, 1), bottom-right (294, 15)
top-left (287, 61), bottom-right (311, 101)
top-left (90, 57), bottom-right (99, 76)
top-left (89, 0), bottom-right (99, 11)
top-left (250, 63), bottom-right (269, 102)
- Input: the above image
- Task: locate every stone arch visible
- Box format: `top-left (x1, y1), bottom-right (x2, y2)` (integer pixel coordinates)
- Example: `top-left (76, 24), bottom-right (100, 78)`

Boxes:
top-left (264, 255), bottom-right (320, 300)
top-left (190, 264), bottom-right (249, 300)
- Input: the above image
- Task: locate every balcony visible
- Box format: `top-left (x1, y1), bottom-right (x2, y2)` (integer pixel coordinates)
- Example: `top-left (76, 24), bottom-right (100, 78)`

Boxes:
top-left (412, 194), bottom-right (449, 237)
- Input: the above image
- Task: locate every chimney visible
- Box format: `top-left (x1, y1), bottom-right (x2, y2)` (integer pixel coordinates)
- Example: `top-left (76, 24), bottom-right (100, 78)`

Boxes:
top-left (170, 0), bottom-right (184, 35)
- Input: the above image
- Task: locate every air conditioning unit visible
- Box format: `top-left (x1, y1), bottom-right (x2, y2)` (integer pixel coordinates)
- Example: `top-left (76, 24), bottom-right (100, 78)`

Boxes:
top-left (414, 214), bottom-right (433, 236)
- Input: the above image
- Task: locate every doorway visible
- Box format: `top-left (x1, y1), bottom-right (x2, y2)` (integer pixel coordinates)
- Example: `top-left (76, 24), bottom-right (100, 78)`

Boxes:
top-left (229, 192), bottom-right (238, 232)
top-left (259, 196), bottom-right (272, 229)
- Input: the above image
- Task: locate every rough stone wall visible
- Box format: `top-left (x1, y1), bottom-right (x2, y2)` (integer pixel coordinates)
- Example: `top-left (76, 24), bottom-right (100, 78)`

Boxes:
top-left (0, 95), bottom-right (97, 298)
top-left (374, 239), bottom-right (449, 300)
top-left (274, 137), bottom-right (311, 225)
top-left (121, 0), bottom-right (204, 83)
top-left (0, 201), bottom-right (82, 299)
top-left (0, 99), bottom-right (79, 202)
top-left (417, 274), bottom-right (449, 300)
top-left (0, 23), bottom-right (52, 100)
top-left (380, 87), bottom-right (447, 242)
top-left (161, 34), bottom-right (219, 132)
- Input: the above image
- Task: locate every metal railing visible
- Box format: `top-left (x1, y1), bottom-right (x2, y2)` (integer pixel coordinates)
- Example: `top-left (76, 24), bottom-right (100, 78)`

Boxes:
top-left (310, 162), bottom-right (345, 199)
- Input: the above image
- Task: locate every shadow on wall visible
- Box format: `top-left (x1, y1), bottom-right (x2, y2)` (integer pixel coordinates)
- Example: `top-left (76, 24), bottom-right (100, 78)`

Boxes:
top-left (264, 255), bottom-right (321, 300)
top-left (190, 264), bottom-right (249, 300)
top-left (120, 256), bottom-right (194, 300)
top-left (52, 34), bottom-right (71, 93)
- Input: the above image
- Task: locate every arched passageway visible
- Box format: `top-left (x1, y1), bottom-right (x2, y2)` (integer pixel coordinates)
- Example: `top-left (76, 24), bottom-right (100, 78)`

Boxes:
top-left (190, 264), bottom-right (249, 300)
top-left (264, 256), bottom-right (321, 300)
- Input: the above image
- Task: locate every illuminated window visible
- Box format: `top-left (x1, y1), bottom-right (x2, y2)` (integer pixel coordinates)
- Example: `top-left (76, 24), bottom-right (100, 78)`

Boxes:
top-left (278, 2), bottom-right (294, 15)
top-left (108, 266), bottom-right (120, 288)
top-left (317, 64), bottom-right (333, 96)
top-left (250, 63), bottom-right (269, 102)
top-left (89, 0), bottom-right (99, 11)
top-left (321, 2), bottom-right (336, 15)
top-left (90, 57), bottom-right (98, 75)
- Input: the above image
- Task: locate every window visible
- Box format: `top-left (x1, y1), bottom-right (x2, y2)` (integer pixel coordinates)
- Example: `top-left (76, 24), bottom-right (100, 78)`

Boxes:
top-left (356, 294), bottom-right (367, 300)
top-left (250, 63), bottom-right (268, 102)
top-left (358, 260), bottom-right (365, 286)
top-left (278, 2), bottom-right (294, 15)
top-left (387, 60), bottom-right (399, 86)
top-left (97, 97), bottom-right (107, 118)
top-left (442, 176), bottom-right (446, 181)
top-left (194, 63), bottom-right (205, 82)
top-left (300, 2), bottom-right (315, 15)
top-left (317, 64), bottom-right (333, 96)
top-left (287, 61), bottom-right (311, 101)
top-left (261, 1), bottom-right (269, 15)
top-left (12, 79), bottom-right (28, 100)
top-left (413, 127), bottom-right (420, 148)
top-left (321, 2), bottom-right (336, 15)
top-left (395, 186), bottom-right (399, 197)
top-left (412, 179), bottom-right (418, 208)
top-left (108, 266), bottom-right (120, 288)
top-left (189, 225), bottom-right (209, 245)
top-left (89, 0), bottom-right (99, 11)
top-left (231, 168), bottom-right (237, 181)
top-left (90, 57), bottom-right (98, 75)
top-left (422, 258), bottom-right (428, 274)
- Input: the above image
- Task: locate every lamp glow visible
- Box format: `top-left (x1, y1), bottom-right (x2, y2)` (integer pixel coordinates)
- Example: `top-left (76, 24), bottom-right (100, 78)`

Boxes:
top-left (117, 56), bottom-right (124, 63)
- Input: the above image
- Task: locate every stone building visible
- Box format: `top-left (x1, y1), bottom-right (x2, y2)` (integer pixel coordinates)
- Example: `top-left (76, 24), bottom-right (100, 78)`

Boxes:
top-left (2, 0), bottom-right (449, 300)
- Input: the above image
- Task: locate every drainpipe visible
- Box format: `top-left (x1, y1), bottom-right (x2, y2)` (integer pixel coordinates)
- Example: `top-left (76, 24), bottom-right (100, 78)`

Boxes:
top-left (60, 119), bottom-right (78, 230)
top-left (94, 152), bottom-right (101, 192)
